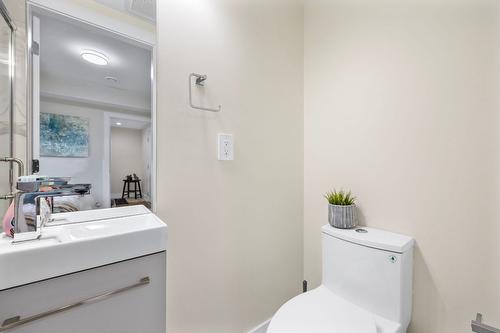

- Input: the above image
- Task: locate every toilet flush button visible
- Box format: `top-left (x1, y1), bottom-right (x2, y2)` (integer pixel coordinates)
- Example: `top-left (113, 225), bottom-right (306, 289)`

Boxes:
top-left (355, 228), bottom-right (368, 233)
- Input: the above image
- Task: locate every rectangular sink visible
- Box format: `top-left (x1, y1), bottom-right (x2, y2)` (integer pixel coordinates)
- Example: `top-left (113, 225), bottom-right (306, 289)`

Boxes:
top-left (47, 205), bottom-right (151, 226)
top-left (0, 206), bottom-right (167, 290)
top-left (66, 214), bottom-right (163, 239)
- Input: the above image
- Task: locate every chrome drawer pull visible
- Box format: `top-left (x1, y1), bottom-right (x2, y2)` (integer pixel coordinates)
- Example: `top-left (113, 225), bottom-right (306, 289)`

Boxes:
top-left (0, 277), bottom-right (150, 331)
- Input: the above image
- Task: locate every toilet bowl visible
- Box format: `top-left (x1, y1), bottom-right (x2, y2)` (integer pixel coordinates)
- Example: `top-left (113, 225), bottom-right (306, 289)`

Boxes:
top-left (268, 225), bottom-right (414, 333)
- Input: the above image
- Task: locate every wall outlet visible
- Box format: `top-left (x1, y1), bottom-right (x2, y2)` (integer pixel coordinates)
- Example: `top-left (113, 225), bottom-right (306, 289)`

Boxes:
top-left (218, 133), bottom-right (234, 161)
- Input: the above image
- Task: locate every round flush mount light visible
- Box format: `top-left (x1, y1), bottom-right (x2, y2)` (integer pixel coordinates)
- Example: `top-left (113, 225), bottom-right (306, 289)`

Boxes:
top-left (80, 49), bottom-right (109, 66)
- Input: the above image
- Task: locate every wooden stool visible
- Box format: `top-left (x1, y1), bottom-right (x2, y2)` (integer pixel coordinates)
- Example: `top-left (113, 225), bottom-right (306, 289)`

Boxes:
top-left (122, 178), bottom-right (142, 199)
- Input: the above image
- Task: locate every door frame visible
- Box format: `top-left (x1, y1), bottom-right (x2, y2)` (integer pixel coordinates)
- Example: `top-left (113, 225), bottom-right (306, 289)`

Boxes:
top-left (25, 2), bottom-right (158, 212)
top-left (103, 112), bottom-right (152, 208)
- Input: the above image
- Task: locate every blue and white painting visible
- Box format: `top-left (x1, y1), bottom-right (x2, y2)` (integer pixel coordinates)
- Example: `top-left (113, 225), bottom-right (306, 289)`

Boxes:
top-left (40, 113), bottom-right (89, 157)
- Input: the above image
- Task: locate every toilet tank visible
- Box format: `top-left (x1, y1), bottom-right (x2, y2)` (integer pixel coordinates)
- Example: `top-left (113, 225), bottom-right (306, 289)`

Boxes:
top-left (321, 225), bottom-right (414, 328)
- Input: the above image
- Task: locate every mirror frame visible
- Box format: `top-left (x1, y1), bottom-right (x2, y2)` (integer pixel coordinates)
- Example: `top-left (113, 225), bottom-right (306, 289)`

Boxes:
top-left (25, 2), bottom-right (157, 212)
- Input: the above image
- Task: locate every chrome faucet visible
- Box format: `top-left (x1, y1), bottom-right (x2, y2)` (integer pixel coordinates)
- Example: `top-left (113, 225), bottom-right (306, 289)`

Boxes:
top-left (0, 157), bottom-right (24, 200)
top-left (13, 177), bottom-right (91, 241)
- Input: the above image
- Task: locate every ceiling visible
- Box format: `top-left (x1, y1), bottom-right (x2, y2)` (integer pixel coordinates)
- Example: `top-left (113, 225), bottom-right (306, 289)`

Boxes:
top-left (38, 10), bottom-right (152, 113)
top-left (91, 0), bottom-right (156, 23)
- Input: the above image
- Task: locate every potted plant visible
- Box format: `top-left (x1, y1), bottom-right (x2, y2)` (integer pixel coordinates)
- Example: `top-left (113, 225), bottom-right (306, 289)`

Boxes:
top-left (324, 189), bottom-right (357, 229)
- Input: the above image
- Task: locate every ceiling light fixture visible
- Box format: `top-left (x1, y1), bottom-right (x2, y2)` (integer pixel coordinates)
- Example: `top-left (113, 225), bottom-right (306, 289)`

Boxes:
top-left (115, 122), bottom-right (122, 126)
top-left (80, 49), bottom-right (109, 66)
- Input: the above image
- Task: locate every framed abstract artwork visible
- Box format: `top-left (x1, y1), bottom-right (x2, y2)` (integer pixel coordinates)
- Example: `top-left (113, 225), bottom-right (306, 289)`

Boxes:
top-left (40, 112), bottom-right (89, 157)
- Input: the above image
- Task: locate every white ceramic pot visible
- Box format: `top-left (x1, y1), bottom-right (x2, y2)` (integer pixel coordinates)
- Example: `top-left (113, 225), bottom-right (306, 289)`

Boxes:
top-left (328, 204), bottom-right (357, 229)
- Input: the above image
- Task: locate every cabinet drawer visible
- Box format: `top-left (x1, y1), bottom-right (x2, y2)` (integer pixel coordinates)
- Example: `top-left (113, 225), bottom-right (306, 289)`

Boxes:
top-left (0, 252), bottom-right (166, 333)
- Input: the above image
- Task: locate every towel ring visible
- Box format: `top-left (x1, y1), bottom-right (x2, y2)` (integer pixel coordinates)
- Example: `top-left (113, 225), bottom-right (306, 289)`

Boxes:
top-left (188, 73), bottom-right (221, 112)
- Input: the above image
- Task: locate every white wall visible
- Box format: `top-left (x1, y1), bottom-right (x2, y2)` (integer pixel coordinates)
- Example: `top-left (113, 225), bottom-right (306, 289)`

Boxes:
top-left (39, 99), bottom-right (150, 208)
top-left (39, 100), bottom-right (105, 207)
top-left (156, 0), bottom-right (304, 332)
top-left (41, 74), bottom-right (151, 114)
top-left (110, 126), bottom-right (145, 196)
top-left (304, 1), bottom-right (500, 332)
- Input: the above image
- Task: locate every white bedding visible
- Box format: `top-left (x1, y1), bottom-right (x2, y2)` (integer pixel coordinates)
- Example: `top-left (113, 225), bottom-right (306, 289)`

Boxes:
top-left (53, 195), bottom-right (95, 213)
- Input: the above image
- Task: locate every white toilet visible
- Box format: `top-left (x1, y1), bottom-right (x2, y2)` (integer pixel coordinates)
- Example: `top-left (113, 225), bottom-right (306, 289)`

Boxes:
top-left (268, 225), bottom-right (415, 333)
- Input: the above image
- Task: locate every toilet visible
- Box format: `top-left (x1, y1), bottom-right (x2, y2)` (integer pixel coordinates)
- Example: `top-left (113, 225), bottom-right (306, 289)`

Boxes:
top-left (268, 225), bottom-right (415, 333)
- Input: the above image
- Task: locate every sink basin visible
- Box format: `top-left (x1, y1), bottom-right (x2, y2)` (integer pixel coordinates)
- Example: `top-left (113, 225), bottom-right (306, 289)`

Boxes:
top-left (47, 204), bottom-right (152, 226)
top-left (0, 206), bottom-right (167, 290)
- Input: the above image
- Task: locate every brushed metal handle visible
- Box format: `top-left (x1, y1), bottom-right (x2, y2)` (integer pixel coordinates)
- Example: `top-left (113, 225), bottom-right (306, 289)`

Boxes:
top-left (0, 157), bottom-right (25, 179)
top-left (0, 193), bottom-right (15, 200)
top-left (0, 157), bottom-right (24, 201)
top-left (0, 277), bottom-right (150, 331)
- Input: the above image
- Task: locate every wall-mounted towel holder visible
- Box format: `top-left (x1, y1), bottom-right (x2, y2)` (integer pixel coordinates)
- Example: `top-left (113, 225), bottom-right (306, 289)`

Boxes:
top-left (188, 73), bottom-right (221, 112)
top-left (472, 313), bottom-right (500, 333)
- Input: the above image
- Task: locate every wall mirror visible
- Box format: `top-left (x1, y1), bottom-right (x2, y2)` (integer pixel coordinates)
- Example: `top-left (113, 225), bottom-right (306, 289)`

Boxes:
top-left (26, 0), bottom-right (157, 213)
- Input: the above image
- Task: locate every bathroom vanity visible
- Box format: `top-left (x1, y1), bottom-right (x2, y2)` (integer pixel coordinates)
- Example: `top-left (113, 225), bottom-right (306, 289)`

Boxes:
top-left (0, 206), bottom-right (167, 333)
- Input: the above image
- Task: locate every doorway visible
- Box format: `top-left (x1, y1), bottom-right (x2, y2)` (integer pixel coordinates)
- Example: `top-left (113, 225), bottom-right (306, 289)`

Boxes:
top-left (105, 112), bottom-right (151, 208)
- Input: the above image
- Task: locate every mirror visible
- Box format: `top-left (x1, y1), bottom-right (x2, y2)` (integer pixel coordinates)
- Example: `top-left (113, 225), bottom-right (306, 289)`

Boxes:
top-left (27, 1), bottom-right (156, 212)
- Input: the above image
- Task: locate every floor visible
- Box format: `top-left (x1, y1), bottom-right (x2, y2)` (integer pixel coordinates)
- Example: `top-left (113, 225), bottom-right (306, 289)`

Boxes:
top-left (112, 197), bottom-right (151, 209)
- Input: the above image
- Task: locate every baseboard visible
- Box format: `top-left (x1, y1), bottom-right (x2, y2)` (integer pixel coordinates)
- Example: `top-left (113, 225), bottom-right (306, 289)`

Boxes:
top-left (247, 319), bottom-right (271, 333)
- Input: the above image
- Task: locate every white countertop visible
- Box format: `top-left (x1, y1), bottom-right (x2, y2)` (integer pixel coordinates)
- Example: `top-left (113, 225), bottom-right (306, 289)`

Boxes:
top-left (0, 206), bottom-right (167, 290)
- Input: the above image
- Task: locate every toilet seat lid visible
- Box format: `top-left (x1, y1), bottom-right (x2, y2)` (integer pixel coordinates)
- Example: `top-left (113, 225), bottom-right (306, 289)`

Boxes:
top-left (268, 286), bottom-right (377, 333)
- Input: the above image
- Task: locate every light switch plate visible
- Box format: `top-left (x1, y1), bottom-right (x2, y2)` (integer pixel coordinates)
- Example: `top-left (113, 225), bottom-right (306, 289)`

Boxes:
top-left (218, 133), bottom-right (234, 161)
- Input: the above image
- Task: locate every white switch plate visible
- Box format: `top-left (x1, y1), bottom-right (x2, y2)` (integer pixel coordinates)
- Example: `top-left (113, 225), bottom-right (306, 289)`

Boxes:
top-left (218, 133), bottom-right (234, 161)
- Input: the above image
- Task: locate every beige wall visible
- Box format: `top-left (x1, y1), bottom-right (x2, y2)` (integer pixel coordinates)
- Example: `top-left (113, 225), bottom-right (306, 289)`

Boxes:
top-left (304, 1), bottom-right (500, 332)
top-left (156, 0), bottom-right (304, 332)
top-left (110, 127), bottom-right (145, 195)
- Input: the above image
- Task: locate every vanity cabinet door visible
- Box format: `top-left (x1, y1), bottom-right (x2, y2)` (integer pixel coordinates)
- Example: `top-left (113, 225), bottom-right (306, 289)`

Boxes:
top-left (0, 252), bottom-right (166, 333)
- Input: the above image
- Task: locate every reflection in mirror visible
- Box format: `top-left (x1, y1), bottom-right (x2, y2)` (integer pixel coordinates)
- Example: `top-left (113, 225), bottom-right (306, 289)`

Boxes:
top-left (29, 2), bottom-right (156, 213)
